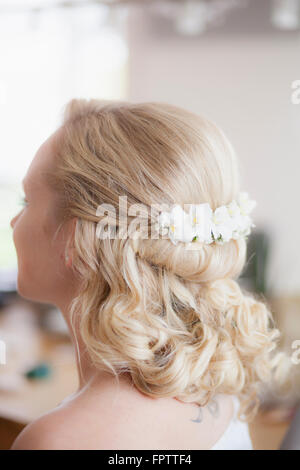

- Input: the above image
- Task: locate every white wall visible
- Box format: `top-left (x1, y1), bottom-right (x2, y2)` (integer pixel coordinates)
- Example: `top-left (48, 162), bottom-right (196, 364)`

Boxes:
top-left (127, 7), bottom-right (300, 296)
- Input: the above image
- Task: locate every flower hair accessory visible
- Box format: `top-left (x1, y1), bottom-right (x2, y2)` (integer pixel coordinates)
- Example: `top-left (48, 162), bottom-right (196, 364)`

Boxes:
top-left (156, 192), bottom-right (256, 246)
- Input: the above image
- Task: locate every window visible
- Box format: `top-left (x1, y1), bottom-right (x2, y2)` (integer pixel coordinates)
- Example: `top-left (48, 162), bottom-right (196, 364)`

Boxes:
top-left (0, 2), bottom-right (129, 289)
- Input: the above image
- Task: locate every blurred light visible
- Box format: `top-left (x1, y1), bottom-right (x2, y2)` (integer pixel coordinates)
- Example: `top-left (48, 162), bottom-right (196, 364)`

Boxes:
top-left (81, 25), bottom-right (128, 70)
top-left (152, 0), bottom-right (249, 37)
top-left (271, 0), bottom-right (300, 30)
top-left (175, 0), bottom-right (208, 35)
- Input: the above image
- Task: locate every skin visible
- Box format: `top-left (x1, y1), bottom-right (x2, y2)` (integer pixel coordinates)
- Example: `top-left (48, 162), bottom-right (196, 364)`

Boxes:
top-left (10, 128), bottom-right (77, 308)
top-left (10, 127), bottom-right (119, 389)
top-left (9, 127), bottom-right (234, 450)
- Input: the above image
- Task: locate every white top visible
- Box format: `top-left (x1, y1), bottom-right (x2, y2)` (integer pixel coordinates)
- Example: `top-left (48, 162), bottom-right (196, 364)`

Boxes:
top-left (210, 395), bottom-right (253, 450)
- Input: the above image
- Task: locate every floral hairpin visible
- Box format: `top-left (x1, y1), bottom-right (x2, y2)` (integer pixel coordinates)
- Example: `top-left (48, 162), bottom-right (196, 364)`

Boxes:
top-left (156, 192), bottom-right (256, 246)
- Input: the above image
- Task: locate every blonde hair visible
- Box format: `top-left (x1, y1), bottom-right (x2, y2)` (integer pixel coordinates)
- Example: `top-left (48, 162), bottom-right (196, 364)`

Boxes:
top-left (48, 98), bottom-right (291, 421)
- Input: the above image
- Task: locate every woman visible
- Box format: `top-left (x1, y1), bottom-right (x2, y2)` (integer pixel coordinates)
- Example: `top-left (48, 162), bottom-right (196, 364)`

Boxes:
top-left (10, 99), bottom-right (289, 450)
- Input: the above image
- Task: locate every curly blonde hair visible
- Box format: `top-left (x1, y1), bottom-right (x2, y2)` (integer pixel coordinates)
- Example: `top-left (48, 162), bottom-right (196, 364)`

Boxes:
top-left (47, 98), bottom-right (291, 421)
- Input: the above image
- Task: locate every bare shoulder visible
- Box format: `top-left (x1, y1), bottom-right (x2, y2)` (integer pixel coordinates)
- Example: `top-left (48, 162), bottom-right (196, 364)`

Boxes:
top-left (10, 381), bottom-right (235, 450)
top-left (10, 381), bottom-right (158, 450)
top-left (10, 405), bottom-right (118, 450)
top-left (10, 397), bottom-right (127, 450)
top-left (10, 408), bottom-right (75, 450)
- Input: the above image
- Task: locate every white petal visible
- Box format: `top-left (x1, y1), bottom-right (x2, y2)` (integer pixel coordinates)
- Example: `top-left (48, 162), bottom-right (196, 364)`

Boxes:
top-left (212, 206), bottom-right (231, 226)
top-left (227, 200), bottom-right (241, 217)
top-left (170, 205), bottom-right (186, 222)
top-left (237, 192), bottom-right (257, 215)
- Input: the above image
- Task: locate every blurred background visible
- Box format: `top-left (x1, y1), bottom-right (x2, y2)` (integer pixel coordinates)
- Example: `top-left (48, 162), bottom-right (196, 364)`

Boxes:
top-left (0, 0), bottom-right (300, 450)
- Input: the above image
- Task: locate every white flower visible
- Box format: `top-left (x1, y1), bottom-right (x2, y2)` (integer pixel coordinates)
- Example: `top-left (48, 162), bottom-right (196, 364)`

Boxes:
top-left (227, 200), bottom-right (241, 218)
top-left (211, 205), bottom-right (235, 243)
top-left (227, 196), bottom-right (256, 239)
top-left (237, 192), bottom-right (257, 216)
top-left (158, 205), bottom-right (194, 245)
top-left (188, 203), bottom-right (214, 244)
top-left (156, 192), bottom-right (256, 246)
top-left (226, 199), bottom-right (244, 239)
top-left (231, 216), bottom-right (249, 239)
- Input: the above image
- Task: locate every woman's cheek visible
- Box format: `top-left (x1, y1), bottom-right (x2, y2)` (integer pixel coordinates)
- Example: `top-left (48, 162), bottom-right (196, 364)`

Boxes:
top-left (13, 211), bottom-right (33, 260)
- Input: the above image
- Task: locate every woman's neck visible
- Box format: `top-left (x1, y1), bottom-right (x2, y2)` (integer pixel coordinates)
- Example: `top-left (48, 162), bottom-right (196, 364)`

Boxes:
top-left (58, 296), bottom-right (133, 392)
